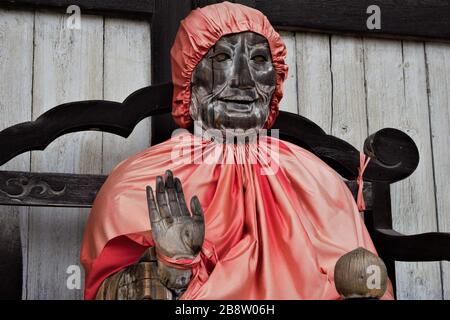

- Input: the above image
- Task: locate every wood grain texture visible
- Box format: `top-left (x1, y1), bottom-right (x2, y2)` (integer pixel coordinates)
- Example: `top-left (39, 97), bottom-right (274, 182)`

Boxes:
top-left (330, 35), bottom-right (367, 149)
top-left (0, 6), bottom-right (447, 299)
top-left (256, 0), bottom-right (450, 42)
top-left (0, 171), bottom-right (106, 207)
top-left (295, 33), bottom-right (332, 133)
top-left (0, 83), bottom-right (172, 167)
top-left (150, 0), bottom-right (191, 146)
top-left (102, 17), bottom-right (152, 174)
top-left (0, 171), bottom-right (373, 211)
top-left (425, 42), bottom-right (450, 300)
top-left (278, 32), bottom-right (298, 114)
top-left (27, 11), bottom-right (103, 299)
top-left (2, 0), bottom-right (450, 41)
top-left (363, 37), bottom-right (442, 299)
top-left (0, 0), bottom-right (155, 18)
top-left (0, 8), bottom-right (34, 299)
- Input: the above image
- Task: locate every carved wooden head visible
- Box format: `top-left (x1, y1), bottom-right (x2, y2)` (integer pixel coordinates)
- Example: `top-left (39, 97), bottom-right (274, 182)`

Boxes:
top-left (190, 31), bottom-right (277, 136)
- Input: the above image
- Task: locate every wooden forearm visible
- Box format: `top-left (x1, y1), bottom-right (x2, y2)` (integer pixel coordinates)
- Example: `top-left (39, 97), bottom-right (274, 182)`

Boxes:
top-left (156, 260), bottom-right (192, 298)
top-left (95, 260), bottom-right (174, 300)
top-left (141, 246), bottom-right (194, 298)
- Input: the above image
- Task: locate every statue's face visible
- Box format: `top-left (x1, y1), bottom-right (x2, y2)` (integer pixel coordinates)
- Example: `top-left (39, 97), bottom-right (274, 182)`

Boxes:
top-left (190, 31), bottom-right (276, 135)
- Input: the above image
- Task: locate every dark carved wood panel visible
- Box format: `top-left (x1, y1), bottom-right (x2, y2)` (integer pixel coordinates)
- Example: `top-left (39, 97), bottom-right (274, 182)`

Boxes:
top-left (2, 170), bottom-right (448, 263)
top-left (0, 83), bottom-right (172, 167)
top-left (0, 171), bottom-right (106, 208)
top-left (150, 0), bottom-right (192, 146)
top-left (1, 0), bottom-right (448, 41)
top-left (374, 228), bottom-right (450, 262)
top-left (0, 170), bottom-right (372, 209)
top-left (192, 0), bottom-right (450, 42)
top-left (256, 0), bottom-right (450, 42)
top-left (366, 183), bottom-right (450, 263)
top-left (0, 210), bottom-right (22, 300)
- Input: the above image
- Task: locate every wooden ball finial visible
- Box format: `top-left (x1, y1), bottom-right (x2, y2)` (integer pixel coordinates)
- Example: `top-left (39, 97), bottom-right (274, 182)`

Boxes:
top-left (334, 247), bottom-right (388, 299)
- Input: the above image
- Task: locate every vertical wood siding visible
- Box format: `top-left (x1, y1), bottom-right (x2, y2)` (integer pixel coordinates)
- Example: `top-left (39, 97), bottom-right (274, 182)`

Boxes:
top-left (0, 10), bottom-right (448, 299)
top-left (425, 43), bottom-right (450, 299)
top-left (0, 9), bottom-right (34, 299)
top-left (0, 9), bottom-right (151, 299)
top-left (28, 11), bottom-right (104, 300)
top-left (279, 31), bottom-right (449, 300)
top-left (102, 17), bottom-right (151, 175)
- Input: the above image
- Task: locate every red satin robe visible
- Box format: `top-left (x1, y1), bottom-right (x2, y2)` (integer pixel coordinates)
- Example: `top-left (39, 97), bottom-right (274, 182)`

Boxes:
top-left (80, 131), bottom-right (394, 299)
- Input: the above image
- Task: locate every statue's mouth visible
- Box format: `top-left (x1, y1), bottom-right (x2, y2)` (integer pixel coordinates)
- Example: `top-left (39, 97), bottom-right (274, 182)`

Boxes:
top-left (220, 98), bottom-right (255, 103)
top-left (219, 97), bottom-right (256, 113)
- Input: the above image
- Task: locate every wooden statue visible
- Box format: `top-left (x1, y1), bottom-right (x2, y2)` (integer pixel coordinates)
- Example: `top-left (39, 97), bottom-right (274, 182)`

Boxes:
top-left (85, 2), bottom-right (394, 300)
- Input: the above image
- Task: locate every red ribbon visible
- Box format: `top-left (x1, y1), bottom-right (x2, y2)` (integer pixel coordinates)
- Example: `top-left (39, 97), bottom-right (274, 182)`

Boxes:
top-left (356, 152), bottom-right (371, 212)
top-left (155, 239), bottom-right (218, 275)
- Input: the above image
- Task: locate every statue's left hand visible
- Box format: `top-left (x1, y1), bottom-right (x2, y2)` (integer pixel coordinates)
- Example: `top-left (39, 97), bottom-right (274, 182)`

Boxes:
top-left (146, 170), bottom-right (205, 297)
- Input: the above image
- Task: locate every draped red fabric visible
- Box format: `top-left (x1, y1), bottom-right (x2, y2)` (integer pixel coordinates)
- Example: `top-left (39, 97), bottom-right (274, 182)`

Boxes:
top-left (80, 2), bottom-right (394, 300)
top-left (81, 132), bottom-right (394, 299)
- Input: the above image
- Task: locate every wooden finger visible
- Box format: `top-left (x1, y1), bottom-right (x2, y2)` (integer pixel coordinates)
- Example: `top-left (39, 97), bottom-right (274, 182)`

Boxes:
top-left (164, 170), bottom-right (181, 217)
top-left (155, 175), bottom-right (171, 219)
top-left (174, 177), bottom-right (190, 217)
top-left (190, 196), bottom-right (205, 221)
top-left (146, 186), bottom-right (161, 223)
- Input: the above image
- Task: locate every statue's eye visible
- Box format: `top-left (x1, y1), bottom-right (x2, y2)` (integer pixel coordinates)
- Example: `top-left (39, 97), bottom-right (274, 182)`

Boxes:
top-left (252, 55), bottom-right (267, 63)
top-left (212, 53), bottom-right (231, 62)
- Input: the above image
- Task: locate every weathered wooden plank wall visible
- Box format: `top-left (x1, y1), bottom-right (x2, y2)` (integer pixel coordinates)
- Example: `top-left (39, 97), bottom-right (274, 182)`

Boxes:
top-left (102, 17), bottom-right (151, 174)
top-left (365, 38), bottom-right (441, 299)
top-left (279, 31), bottom-right (449, 300)
top-left (0, 9), bottom-right (448, 299)
top-left (0, 9), bottom-right (151, 299)
top-left (0, 9), bottom-right (34, 298)
top-left (28, 11), bottom-right (103, 300)
top-left (425, 43), bottom-right (450, 299)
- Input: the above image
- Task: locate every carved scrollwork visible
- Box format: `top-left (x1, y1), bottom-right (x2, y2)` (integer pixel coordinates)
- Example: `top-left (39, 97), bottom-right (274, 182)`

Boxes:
top-left (0, 176), bottom-right (66, 200)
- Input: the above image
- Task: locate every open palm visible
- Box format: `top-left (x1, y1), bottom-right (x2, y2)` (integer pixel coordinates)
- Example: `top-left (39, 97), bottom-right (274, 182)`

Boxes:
top-left (146, 170), bottom-right (205, 259)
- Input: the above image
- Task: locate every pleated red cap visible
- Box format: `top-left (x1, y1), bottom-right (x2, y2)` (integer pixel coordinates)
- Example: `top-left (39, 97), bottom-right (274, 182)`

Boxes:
top-left (170, 1), bottom-right (288, 129)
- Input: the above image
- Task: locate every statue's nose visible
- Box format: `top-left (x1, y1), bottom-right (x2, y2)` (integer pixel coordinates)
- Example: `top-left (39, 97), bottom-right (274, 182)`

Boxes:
top-left (230, 54), bottom-right (255, 89)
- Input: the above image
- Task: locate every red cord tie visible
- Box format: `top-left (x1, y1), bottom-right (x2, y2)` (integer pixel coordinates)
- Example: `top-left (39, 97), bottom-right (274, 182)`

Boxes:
top-left (356, 152), bottom-right (371, 212)
top-left (155, 239), bottom-right (218, 272)
top-left (156, 252), bottom-right (201, 270)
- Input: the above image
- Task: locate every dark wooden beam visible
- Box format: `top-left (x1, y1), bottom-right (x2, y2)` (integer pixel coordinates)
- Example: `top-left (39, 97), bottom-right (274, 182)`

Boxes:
top-left (0, 0), bottom-right (155, 18)
top-left (365, 182), bottom-right (396, 296)
top-left (0, 209), bottom-right (22, 300)
top-left (0, 83), bottom-right (172, 167)
top-left (374, 228), bottom-right (450, 262)
top-left (150, 0), bottom-right (192, 146)
top-left (0, 171), bottom-right (106, 208)
top-left (255, 0), bottom-right (450, 42)
top-left (0, 170), bottom-right (372, 209)
top-left (0, 0), bottom-right (448, 41)
top-left (193, 0), bottom-right (256, 8)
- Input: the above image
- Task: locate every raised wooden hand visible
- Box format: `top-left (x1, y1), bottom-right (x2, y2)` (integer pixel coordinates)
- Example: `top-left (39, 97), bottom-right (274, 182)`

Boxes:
top-left (146, 170), bottom-right (205, 298)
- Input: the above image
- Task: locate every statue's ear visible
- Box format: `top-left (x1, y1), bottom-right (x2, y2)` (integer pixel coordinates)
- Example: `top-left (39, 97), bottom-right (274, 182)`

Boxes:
top-left (188, 90), bottom-right (198, 121)
top-left (189, 56), bottom-right (210, 121)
